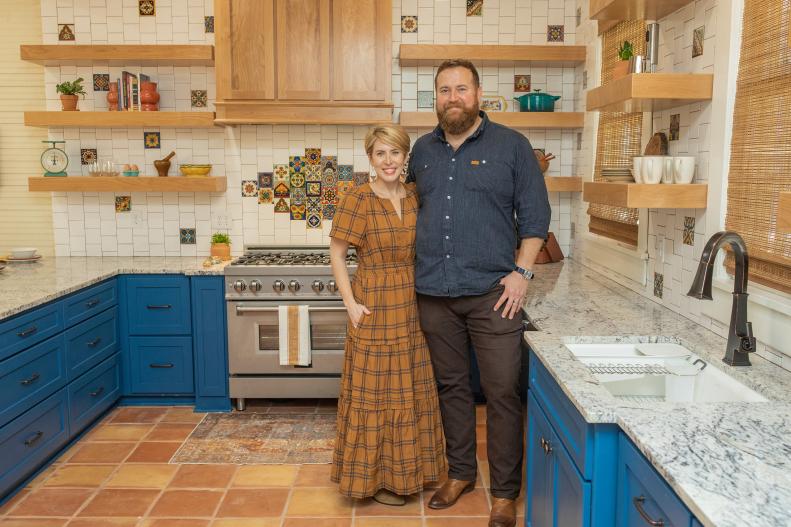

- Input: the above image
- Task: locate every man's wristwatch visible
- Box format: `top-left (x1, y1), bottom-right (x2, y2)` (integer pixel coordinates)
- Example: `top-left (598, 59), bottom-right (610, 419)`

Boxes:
top-left (514, 266), bottom-right (534, 280)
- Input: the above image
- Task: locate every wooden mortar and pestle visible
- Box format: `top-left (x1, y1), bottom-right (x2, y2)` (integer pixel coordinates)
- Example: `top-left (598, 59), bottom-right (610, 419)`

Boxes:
top-left (154, 151), bottom-right (175, 177)
top-left (533, 149), bottom-right (556, 174)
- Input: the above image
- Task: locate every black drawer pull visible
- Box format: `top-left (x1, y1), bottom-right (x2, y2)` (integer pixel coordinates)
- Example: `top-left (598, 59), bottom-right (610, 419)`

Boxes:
top-left (85, 299), bottom-right (100, 308)
top-left (150, 362), bottom-right (174, 368)
top-left (20, 372), bottom-right (41, 386)
top-left (540, 437), bottom-right (553, 455)
top-left (633, 496), bottom-right (665, 526)
top-left (17, 326), bottom-right (38, 338)
top-left (24, 431), bottom-right (44, 447)
top-left (87, 337), bottom-right (102, 348)
top-left (146, 304), bottom-right (172, 310)
top-left (89, 386), bottom-right (105, 397)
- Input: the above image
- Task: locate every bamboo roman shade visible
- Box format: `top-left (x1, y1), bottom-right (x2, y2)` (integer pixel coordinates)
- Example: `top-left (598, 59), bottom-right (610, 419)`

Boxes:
top-left (725, 0), bottom-right (791, 293)
top-left (587, 21), bottom-right (646, 246)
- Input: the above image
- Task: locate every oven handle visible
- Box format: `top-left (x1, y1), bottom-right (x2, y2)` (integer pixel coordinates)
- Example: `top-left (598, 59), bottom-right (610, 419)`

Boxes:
top-left (235, 305), bottom-right (346, 314)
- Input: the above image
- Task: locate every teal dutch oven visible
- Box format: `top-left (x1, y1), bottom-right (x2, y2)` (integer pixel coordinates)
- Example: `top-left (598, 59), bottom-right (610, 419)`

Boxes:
top-left (514, 89), bottom-right (561, 112)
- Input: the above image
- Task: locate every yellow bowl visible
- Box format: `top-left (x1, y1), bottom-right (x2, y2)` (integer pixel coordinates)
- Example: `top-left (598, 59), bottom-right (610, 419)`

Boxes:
top-left (179, 164), bottom-right (212, 177)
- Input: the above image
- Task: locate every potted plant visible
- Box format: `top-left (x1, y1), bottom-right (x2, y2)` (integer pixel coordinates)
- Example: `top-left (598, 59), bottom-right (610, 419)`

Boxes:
top-left (210, 232), bottom-right (231, 261)
top-left (55, 77), bottom-right (86, 111)
top-left (613, 41), bottom-right (633, 80)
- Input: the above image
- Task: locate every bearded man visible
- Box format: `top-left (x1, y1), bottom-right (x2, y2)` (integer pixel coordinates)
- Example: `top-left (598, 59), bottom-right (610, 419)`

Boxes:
top-left (406, 59), bottom-right (550, 527)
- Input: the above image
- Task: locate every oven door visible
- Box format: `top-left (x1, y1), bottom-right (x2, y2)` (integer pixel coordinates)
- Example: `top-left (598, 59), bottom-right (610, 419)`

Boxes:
top-left (227, 300), bottom-right (347, 374)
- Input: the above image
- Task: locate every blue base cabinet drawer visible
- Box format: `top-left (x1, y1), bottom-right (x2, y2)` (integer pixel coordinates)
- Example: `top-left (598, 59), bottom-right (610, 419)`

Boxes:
top-left (64, 306), bottom-right (118, 381)
top-left (0, 335), bottom-right (67, 428)
top-left (0, 389), bottom-right (69, 498)
top-left (68, 354), bottom-right (121, 437)
top-left (63, 280), bottom-right (117, 328)
top-left (0, 303), bottom-right (64, 362)
top-left (125, 276), bottom-right (191, 335)
top-left (128, 336), bottom-right (194, 394)
top-left (617, 433), bottom-right (692, 527)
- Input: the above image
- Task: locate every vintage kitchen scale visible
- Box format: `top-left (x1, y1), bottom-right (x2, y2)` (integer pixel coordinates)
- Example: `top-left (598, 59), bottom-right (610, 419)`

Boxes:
top-left (40, 140), bottom-right (68, 176)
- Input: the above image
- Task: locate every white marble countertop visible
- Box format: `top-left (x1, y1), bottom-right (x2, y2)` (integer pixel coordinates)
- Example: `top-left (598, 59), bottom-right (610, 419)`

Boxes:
top-left (522, 260), bottom-right (791, 527)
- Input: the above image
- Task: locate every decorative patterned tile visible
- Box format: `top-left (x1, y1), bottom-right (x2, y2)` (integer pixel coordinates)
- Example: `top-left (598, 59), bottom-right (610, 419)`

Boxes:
top-left (289, 173), bottom-right (305, 189)
top-left (179, 228), bottom-right (196, 244)
top-left (353, 171), bottom-right (369, 187)
top-left (274, 164), bottom-right (289, 182)
top-left (290, 187), bottom-right (306, 205)
top-left (274, 197), bottom-right (290, 213)
top-left (653, 272), bottom-right (664, 299)
top-left (257, 172), bottom-right (273, 188)
top-left (273, 181), bottom-right (290, 198)
top-left (322, 203), bottom-right (336, 221)
top-left (320, 156), bottom-right (338, 173)
top-left (304, 164), bottom-right (322, 182)
top-left (306, 181), bottom-right (322, 197)
top-left (683, 217), bottom-right (695, 246)
top-left (401, 15), bottom-right (418, 33)
top-left (670, 114), bottom-right (680, 141)
top-left (289, 155), bottom-right (305, 174)
top-left (241, 180), bottom-right (258, 197)
top-left (338, 165), bottom-right (354, 181)
top-left (115, 196), bottom-right (131, 212)
top-left (306, 197), bottom-right (322, 214)
top-left (258, 188), bottom-right (273, 204)
top-left (304, 148), bottom-right (321, 165)
top-left (204, 15), bottom-right (214, 33)
top-left (322, 169), bottom-right (337, 187)
top-left (514, 75), bottom-right (531, 92)
top-left (191, 89), bottom-right (207, 108)
top-left (58, 24), bottom-right (75, 41)
top-left (547, 25), bottom-right (565, 42)
top-left (466, 0), bottom-right (483, 16)
top-left (81, 148), bottom-right (97, 165)
top-left (139, 0), bottom-right (156, 16)
top-left (144, 131), bottom-right (160, 149)
top-left (93, 74), bottom-right (110, 91)
top-left (693, 26), bottom-right (705, 58)
top-left (306, 213), bottom-right (322, 229)
top-left (417, 90), bottom-right (434, 108)
top-left (321, 187), bottom-right (338, 205)
top-left (290, 203), bottom-right (306, 221)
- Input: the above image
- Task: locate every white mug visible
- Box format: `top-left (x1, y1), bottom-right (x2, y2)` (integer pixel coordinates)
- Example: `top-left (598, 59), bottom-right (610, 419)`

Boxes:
top-left (661, 157), bottom-right (674, 184)
top-left (673, 156), bottom-right (695, 184)
top-left (632, 156), bottom-right (643, 184)
top-left (641, 156), bottom-right (664, 184)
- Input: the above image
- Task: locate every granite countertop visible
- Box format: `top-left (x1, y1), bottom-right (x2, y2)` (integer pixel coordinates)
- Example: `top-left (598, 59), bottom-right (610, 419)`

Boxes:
top-left (522, 260), bottom-right (791, 527)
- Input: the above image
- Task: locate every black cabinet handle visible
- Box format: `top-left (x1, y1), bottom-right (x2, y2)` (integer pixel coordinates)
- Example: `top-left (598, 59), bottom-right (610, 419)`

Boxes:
top-left (146, 304), bottom-right (172, 310)
top-left (20, 373), bottom-right (41, 386)
top-left (24, 431), bottom-right (44, 447)
top-left (85, 299), bottom-right (100, 308)
top-left (89, 386), bottom-right (105, 397)
top-left (17, 326), bottom-right (38, 338)
top-left (633, 496), bottom-right (665, 526)
top-left (87, 337), bottom-right (102, 348)
top-left (149, 362), bottom-right (174, 368)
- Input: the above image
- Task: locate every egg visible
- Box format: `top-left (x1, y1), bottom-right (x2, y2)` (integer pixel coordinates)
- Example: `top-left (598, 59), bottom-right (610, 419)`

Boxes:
top-left (130, 164), bottom-right (139, 171)
top-left (123, 164), bottom-right (131, 171)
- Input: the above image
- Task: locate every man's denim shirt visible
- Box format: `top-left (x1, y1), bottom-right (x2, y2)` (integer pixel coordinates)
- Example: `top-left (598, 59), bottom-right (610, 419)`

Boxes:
top-left (407, 111), bottom-right (551, 298)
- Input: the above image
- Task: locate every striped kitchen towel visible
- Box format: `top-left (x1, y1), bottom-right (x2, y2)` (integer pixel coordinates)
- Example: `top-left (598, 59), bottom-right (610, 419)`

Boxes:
top-left (278, 305), bottom-right (311, 366)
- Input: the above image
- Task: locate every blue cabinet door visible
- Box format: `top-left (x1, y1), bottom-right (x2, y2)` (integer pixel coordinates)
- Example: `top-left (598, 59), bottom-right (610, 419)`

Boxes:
top-left (128, 336), bottom-right (194, 394)
top-left (190, 277), bottom-right (230, 411)
top-left (125, 276), bottom-right (191, 335)
top-left (527, 392), bottom-right (555, 527)
top-left (63, 279), bottom-right (117, 328)
top-left (68, 353), bottom-right (121, 437)
top-left (64, 306), bottom-right (118, 381)
top-left (555, 432), bottom-right (591, 527)
top-left (0, 302), bottom-right (64, 362)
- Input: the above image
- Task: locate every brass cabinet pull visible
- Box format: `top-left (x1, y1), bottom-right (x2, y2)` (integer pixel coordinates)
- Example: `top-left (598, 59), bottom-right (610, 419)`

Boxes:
top-left (20, 372), bottom-right (41, 386)
top-left (146, 304), bottom-right (172, 309)
top-left (24, 431), bottom-right (44, 447)
top-left (150, 362), bottom-right (174, 368)
top-left (633, 496), bottom-right (665, 526)
top-left (89, 386), bottom-right (105, 397)
top-left (17, 326), bottom-right (38, 338)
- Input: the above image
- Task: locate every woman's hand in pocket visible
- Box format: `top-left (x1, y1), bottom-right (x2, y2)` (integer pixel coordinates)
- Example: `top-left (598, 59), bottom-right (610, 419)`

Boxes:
top-left (345, 301), bottom-right (371, 328)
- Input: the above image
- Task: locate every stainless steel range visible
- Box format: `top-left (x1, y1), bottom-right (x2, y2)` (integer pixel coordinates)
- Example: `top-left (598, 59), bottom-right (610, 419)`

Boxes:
top-left (225, 245), bottom-right (356, 410)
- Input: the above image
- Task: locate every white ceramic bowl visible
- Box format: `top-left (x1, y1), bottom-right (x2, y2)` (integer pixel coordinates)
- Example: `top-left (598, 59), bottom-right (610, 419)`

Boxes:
top-left (11, 247), bottom-right (37, 259)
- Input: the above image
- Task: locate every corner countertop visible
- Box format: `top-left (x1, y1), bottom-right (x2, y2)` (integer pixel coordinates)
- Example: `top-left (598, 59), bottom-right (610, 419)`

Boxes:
top-left (0, 256), bottom-right (228, 321)
top-left (522, 259), bottom-right (791, 527)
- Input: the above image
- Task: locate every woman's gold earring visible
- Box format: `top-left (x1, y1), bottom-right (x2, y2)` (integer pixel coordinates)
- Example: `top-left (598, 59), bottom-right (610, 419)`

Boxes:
top-left (369, 167), bottom-right (377, 182)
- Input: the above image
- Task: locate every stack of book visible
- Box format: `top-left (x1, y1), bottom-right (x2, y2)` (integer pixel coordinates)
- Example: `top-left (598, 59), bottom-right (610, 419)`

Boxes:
top-left (113, 71), bottom-right (150, 111)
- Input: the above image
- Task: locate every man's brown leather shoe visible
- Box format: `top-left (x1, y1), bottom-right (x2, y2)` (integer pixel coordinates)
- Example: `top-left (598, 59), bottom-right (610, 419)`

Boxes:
top-left (427, 478), bottom-right (475, 510)
top-left (489, 497), bottom-right (516, 527)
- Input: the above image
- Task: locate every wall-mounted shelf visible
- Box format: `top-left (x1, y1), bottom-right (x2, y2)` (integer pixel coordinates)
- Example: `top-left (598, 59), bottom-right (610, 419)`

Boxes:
top-left (779, 192), bottom-right (791, 233)
top-left (583, 182), bottom-right (708, 208)
top-left (28, 176), bottom-right (227, 192)
top-left (399, 112), bottom-right (584, 129)
top-left (19, 44), bottom-right (214, 65)
top-left (586, 73), bottom-right (713, 112)
top-left (590, 0), bottom-right (695, 22)
top-left (545, 176), bottom-right (583, 192)
top-left (24, 111), bottom-right (216, 128)
top-left (213, 101), bottom-right (392, 126)
top-left (399, 44), bottom-right (586, 66)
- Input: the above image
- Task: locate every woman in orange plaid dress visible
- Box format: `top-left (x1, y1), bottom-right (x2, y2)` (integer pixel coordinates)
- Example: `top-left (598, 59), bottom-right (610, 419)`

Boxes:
top-left (329, 125), bottom-right (446, 506)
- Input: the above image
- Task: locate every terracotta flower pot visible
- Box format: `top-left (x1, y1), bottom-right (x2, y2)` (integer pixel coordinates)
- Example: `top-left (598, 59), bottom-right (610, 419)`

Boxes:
top-left (612, 60), bottom-right (630, 80)
top-left (210, 243), bottom-right (231, 261)
top-left (140, 81), bottom-right (160, 111)
top-left (60, 94), bottom-right (79, 111)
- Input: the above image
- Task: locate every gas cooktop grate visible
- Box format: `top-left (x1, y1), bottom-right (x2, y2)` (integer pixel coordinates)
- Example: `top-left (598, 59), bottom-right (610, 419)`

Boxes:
top-left (230, 252), bottom-right (356, 266)
top-left (586, 363), bottom-right (673, 376)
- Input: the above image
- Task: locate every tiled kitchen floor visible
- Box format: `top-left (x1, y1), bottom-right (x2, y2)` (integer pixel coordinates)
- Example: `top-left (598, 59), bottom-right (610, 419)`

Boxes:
top-left (0, 402), bottom-right (525, 526)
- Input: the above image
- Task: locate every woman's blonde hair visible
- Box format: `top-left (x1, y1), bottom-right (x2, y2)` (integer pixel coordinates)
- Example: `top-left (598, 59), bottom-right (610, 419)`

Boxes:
top-left (364, 125), bottom-right (411, 157)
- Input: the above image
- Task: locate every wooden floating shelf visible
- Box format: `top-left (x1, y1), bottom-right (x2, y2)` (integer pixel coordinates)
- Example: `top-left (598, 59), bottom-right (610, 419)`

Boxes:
top-left (19, 44), bottom-right (214, 65)
top-left (545, 176), bottom-right (583, 192)
top-left (399, 44), bottom-right (586, 65)
top-left (28, 176), bottom-right (227, 193)
top-left (213, 101), bottom-right (393, 125)
top-left (590, 0), bottom-right (695, 22)
top-left (399, 112), bottom-right (584, 129)
top-left (583, 182), bottom-right (708, 208)
top-left (586, 73), bottom-right (713, 112)
top-left (24, 111), bottom-right (216, 128)
top-left (779, 192), bottom-right (791, 233)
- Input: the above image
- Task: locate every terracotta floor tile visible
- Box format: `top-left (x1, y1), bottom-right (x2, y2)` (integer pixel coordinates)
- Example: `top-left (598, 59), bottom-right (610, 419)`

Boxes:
top-left (43, 465), bottom-right (116, 488)
top-left (68, 443), bottom-right (136, 464)
top-left (169, 464), bottom-right (236, 489)
top-left (159, 408), bottom-right (205, 424)
top-left (144, 423), bottom-right (196, 442)
top-left (109, 407), bottom-right (168, 424)
top-left (475, 423), bottom-right (487, 442)
top-left (215, 489), bottom-right (289, 518)
top-left (425, 518), bottom-right (490, 527)
top-left (0, 489), bottom-right (29, 515)
top-left (476, 441), bottom-right (488, 461)
top-left (475, 406), bottom-right (487, 424)
top-left (149, 490), bottom-right (223, 517)
top-left (67, 519), bottom-right (139, 526)
top-left (105, 464), bottom-right (178, 488)
top-left (479, 461), bottom-right (490, 488)
top-left (283, 519), bottom-right (352, 527)
top-left (11, 489), bottom-right (93, 516)
top-left (211, 520), bottom-right (280, 527)
top-left (355, 519), bottom-right (422, 527)
top-left (423, 489), bottom-right (490, 516)
top-left (23, 466), bottom-right (56, 488)
top-left (294, 464), bottom-right (333, 486)
top-left (88, 425), bottom-right (154, 442)
top-left (286, 488), bottom-right (354, 517)
top-left (0, 520), bottom-right (67, 526)
top-left (232, 465), bottom-right (298, 487)
top-left (139, 520), bottom-right (210, 527)
top-left (126, 442), bottom-right (182, 463)
top-left (78, 489), bottom-right (159, 517)
top-left (354, 494), bottom-right (422, 516)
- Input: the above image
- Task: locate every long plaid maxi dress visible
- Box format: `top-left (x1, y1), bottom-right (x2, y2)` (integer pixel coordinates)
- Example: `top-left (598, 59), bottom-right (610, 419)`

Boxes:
top-left (330, 182), bottom-right (446, 498)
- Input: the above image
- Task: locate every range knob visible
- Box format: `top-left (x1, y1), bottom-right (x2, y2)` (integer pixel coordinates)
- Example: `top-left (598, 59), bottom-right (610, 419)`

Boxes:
top-left (311, 280), bottom-right (325, 293)
top-left (272, 280), bottom-right (286, 292)
top-left (288, 280), bottom-right (301, 293)
top-left (327, 280), bottom-right (338, 293)
top-left (249, 280), bottom-right (262, 293)
top-left (233, 280), bottom-right (247, 293)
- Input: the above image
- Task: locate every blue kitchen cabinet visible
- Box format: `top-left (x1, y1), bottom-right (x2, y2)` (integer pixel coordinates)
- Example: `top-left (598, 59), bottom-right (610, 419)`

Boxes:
top-left (0, 302), bottom-right (63, 362)
top-left (125, 275), bottom-right (191, 335)
top-left (128, 336), bottom-right (194, 394)
top-left (67, 353), bottom-right (121, 436)
top-left (190, 276), bottom-right (230, 411)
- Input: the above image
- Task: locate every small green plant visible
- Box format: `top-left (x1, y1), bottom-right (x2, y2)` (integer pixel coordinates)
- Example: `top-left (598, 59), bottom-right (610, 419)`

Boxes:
top-left (618, 41), bottom-right (634, 61)
top-left (55, 77), bottom-right (86, 97)
top-left (211, 232), bottom-right (230, 244)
